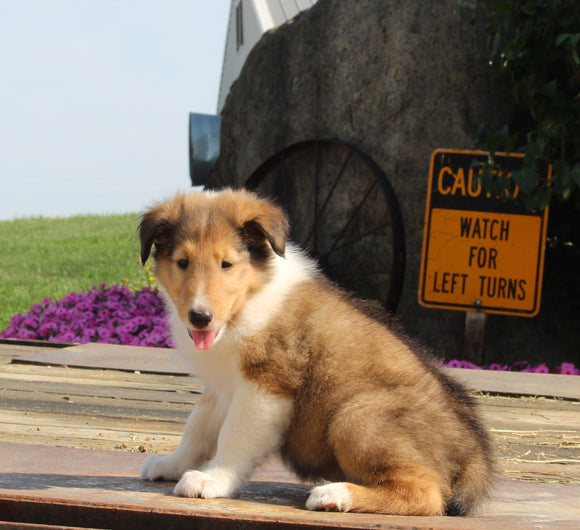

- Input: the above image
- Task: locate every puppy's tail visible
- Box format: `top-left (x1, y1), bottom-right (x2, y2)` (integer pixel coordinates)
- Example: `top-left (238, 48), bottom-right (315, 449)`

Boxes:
top-left (445, 453), bottom-right (493, 516)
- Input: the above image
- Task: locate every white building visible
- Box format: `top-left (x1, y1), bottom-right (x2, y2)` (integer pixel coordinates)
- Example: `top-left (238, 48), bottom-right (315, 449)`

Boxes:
top-left (217, 0), bottom-right (317, 113)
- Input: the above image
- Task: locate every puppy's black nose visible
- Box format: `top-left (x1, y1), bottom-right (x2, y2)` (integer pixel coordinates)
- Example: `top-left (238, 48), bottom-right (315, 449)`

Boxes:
top-left (189, 309), bottom-right (213, 328)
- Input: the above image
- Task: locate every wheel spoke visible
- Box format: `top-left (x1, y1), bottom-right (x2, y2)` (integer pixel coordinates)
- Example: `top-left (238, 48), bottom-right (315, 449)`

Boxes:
top-left (325, 179), bottom-right (377, 256)
top-left (322, 220), bottom-right (392, 257)
top-left (281, 158), bottom-right (289, 206)
top-left (304, 148), bottom-right (352, 248)
top-left (331, 269), bottom-right (391, 277)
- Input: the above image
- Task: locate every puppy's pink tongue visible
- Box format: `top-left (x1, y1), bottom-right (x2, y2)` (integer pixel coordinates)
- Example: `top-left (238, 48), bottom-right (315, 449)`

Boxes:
top-left (189, 329), bottom-right (218, 350)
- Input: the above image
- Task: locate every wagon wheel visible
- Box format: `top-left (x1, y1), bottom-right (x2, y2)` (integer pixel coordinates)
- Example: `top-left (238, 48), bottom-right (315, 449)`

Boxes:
top-left (245, 139), bottom-right (405, 313)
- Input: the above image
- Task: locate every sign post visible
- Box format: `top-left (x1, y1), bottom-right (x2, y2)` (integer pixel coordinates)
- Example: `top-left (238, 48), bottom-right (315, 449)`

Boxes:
top-left (418, 149), bottom-right (551, 363)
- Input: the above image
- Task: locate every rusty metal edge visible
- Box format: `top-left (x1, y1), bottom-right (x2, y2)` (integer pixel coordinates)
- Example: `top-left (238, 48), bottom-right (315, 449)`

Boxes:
top-left (0, 494), bottom-right (431, 530)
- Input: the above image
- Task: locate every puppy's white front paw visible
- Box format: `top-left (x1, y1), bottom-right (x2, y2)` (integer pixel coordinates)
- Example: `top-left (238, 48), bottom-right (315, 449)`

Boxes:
top-left (140, 453), bottom-right (189, 482)
top-left (173, 469), bottom-right (238, 499)
top-left (306, 483), bottom-right (353, 512)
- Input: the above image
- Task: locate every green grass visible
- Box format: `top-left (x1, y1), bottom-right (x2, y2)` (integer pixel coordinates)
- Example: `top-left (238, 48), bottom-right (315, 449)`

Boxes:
top-left (0, 213), bottom-right (152, 330)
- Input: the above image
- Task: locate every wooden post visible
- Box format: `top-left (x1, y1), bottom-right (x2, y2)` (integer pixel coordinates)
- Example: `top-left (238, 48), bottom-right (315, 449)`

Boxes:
top-left (463, 311), bottom-right (487, 365)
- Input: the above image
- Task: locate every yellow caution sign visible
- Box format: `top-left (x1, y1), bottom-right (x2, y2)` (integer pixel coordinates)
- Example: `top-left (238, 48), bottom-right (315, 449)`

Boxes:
top-left (419, 149), bottom-right (550, 316)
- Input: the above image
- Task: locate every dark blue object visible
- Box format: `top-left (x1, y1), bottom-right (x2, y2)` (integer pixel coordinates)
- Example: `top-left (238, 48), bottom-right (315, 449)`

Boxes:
top-left (189, 112), bottom-right (222, 187)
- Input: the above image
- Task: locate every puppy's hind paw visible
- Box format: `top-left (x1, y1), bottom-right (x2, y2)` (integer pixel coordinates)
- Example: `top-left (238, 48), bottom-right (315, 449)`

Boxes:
top-left (306, 483), bottom-right (353, 512)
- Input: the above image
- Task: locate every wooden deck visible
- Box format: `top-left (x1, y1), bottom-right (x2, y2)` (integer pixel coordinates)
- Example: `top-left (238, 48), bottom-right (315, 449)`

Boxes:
top-left (0, 339), bottom-right (579, 529)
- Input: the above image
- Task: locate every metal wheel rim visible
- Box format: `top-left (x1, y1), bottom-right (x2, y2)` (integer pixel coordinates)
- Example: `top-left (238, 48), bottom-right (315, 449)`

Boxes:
top-left (246, 139), bottom-right (405, 313)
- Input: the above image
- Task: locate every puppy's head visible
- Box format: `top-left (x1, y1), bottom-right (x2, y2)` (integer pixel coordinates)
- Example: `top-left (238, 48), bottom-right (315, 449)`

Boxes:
top-left (139, 188), bottom-right (289, 350)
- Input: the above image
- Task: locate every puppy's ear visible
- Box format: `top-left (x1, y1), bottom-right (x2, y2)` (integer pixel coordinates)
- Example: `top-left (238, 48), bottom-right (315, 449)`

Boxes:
top-left (241, 218), bottom-right (287, 257)
top-left (138, 210), bottom-right (161, 265)
top-left (237, 194), bottom-right (290, 258)
top-left (138, 201), bottom-right (178, 265)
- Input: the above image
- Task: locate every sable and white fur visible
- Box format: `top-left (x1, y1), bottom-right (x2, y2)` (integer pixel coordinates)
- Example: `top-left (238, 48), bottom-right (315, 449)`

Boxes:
top-left (139, 189), bottom-right (493, 516)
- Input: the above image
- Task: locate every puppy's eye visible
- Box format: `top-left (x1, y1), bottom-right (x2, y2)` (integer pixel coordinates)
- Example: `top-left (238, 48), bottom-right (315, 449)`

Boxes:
top-left (177, 259), bottom-right (189, 270)
top-left (221, 259), bottom-right (233, 270)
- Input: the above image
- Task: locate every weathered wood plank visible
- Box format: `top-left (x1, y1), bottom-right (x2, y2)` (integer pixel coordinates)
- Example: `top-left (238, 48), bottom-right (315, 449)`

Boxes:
top-left (1, 442), bottom-right (579, 529)
top-left (11, 342), bottom-right (192, 375)
top-left (0, 339), bottom-right (73, 355)
top-left (447, 367), bottom-right (580, 400)
top-left (0, 377), bottom-right (202, 404)
top-left (0, 388), bottom-right (196, 421)
top-left (0, 409), bottom-right (182, 452)
top-left (0, 363), bottom-right (199, 390)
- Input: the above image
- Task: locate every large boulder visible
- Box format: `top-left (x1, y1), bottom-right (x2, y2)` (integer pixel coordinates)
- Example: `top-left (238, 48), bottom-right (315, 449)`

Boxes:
top-left (209, 0), bottom-right (577, 366)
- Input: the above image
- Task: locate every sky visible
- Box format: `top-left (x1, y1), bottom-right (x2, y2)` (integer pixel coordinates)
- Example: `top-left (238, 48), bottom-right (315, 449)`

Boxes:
top-left (0, 0), bottom-right (230, 220)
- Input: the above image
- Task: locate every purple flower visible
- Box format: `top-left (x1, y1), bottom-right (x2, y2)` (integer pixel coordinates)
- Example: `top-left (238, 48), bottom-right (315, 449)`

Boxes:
top-left (9, 314), bottom-right (25, 326)
top-left (531, 363), bottom-right (549, 374)
top-left (119, 320), bottom-right (138, 334)
top-left (98, 309), bottom-right (111, 320)
top-left (556, 363), bottom-right (580, 375)
top-left (464, 362), bottom-right (482, 370)
top-left (17, 329), bottom-right (38, 340)
top-left (38, 322), bottom-right (59, 338)
top-left (488, 363), bottom-right (508, 371)
top-left (509, 361), bottom-right (530, 372)
top-left (445, 360), bottom-right (465, 369)
top-left (54, 307), bottom-right (69, 318)
top-left (22, 317), bottom-right (39, 329)
top-left (118, 332), bottom-right (135, 344)
top-left (62, 293), bottom-right (78, 307)
top-left (29, 303), bottom-right (45, 314)
top-left (82, 328), bottom-right (97, 338)
top-left (444, 360), bottom-right (482, 370)
top-left (96, 327), bottom-right (112, 340)
top-left (132, 316), bottom-right (148, 327)
top-left (58, 331), bottom-right (77, 342)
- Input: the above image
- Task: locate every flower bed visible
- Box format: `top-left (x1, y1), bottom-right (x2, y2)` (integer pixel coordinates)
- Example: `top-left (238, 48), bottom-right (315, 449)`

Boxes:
top-left (0, 284), bottom-right (578, 375)
top-left (0, 284), bottom-right (173, 348)
top-left (444, 359), bottom-right (579, 375)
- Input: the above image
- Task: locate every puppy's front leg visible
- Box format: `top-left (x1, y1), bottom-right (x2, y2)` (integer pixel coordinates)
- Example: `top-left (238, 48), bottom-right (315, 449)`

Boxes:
top-left (141, 390), bottom-right (226, 481)
top-left (174, 380), bottom-right (293, 499)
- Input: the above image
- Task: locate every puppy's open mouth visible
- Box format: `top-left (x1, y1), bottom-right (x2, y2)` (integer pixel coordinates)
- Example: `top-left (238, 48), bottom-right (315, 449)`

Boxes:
top-left (188, 328), bottom-right (221, 350)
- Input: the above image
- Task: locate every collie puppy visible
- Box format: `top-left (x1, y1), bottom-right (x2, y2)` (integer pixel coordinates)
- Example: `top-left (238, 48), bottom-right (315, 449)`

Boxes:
top-left (139, 188), bottom-right (492, 516)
